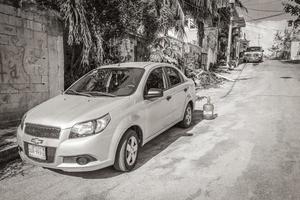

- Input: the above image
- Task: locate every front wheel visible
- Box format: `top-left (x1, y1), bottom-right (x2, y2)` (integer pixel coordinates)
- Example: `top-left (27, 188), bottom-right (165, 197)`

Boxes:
top-left (114, 130), bottom-right (139, 172)
top-left (179, 104), bottom-right (193, 128)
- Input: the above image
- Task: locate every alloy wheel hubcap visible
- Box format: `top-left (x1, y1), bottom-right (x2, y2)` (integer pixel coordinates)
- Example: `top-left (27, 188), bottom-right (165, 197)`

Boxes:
top-left (126, 136), bottom-right (138, 165)
top-left (185, 106), bottom-right (192, 125)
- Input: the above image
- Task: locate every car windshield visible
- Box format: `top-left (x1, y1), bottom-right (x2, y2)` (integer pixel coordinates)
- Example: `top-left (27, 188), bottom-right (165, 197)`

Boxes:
top-left (246, 47), bottom-right (262, 52)
top-left (65, 68), bottom-right (145, 97)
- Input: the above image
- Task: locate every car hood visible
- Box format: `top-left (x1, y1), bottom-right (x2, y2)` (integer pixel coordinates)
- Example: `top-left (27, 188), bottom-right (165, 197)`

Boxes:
top-left (25, 94), bottom-right (130, 129)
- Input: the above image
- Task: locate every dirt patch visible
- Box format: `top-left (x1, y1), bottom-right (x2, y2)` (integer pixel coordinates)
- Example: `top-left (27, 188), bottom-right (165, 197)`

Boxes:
top-left (0, 159), bottom-right (24, 181)
top-left (191, 139), bottom-right (238, 168)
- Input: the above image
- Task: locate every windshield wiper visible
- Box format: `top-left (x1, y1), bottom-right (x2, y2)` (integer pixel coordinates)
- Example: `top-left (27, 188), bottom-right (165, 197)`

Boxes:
top-left (85, 91), bottom-right (117, 97)
top-left (65, 89), bottom-right (93, 97)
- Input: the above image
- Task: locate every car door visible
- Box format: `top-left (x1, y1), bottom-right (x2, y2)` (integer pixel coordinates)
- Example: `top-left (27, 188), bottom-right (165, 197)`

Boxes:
top-left (143, 67), bottom-right (174, 140)
top-left (164, 66), bottom-right (187, 123)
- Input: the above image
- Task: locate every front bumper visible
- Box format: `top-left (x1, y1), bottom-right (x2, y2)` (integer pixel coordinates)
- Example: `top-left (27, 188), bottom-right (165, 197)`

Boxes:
top-left (244, 55), bottom-right (262, 62)
top-left (17, 126), bottom-right (115, 172)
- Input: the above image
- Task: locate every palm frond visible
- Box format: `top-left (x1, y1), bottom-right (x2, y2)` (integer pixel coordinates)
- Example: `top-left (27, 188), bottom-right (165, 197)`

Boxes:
top-left (235, 0), bottom-right (248, 12)
top-left (59, 0), bottom-right (92, 64)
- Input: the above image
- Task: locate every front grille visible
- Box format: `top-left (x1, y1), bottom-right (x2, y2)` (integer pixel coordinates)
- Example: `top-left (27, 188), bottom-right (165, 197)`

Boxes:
top-left (24, 142), bottom-right (56, 163)
top-left (24, 123), bottom-right (61, 139)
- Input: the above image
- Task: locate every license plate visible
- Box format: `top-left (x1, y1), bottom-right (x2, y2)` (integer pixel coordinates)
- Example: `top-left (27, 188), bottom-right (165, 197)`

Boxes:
top-left (28, 144), bottom-right (46, 160)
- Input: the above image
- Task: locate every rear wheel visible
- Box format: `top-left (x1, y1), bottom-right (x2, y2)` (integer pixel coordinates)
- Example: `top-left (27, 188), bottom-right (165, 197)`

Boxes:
top-left (114, 130), bottom-right (139, 172)
top-left (179, 103), bottom-right (193, 128)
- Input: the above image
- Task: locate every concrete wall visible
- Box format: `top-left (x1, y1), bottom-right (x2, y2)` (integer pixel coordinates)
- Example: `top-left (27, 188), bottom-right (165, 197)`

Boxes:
top-left (291, 41), bottom-right (300, 60)
top-left (203, 27), bottom-right (218, 70)
top-left (119, 36), bottom-right (136, 62)
top-left (0, 2), bottom-right (64, 127)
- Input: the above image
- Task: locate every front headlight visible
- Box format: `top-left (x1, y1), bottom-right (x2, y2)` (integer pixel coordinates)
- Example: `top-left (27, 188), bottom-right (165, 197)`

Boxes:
top-left (69, 113), bottom-right (111, 138)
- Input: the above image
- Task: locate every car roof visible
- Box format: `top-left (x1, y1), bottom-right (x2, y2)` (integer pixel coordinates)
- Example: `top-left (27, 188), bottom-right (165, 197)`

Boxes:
top-left (97, 62), bottom-right (173, 70)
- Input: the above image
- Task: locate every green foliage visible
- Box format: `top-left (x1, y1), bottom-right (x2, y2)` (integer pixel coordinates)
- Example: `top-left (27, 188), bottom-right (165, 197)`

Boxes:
top-left (269, 30), bottom-right (292, 59)
top-left (284, 0), bottom-right (300, 17)
top-left (60, 0), bottom-right (92, 64)
top-left (149, 36), bottom-right (183, 66)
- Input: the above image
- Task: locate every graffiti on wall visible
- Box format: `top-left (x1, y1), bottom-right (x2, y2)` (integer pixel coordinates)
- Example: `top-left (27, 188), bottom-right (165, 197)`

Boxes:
top-left (0, 36), bottom-right (30, 91)
top-left (0, 34), bottom-right (47, 91)
top-left (207, 29), bottom-right (218, 52)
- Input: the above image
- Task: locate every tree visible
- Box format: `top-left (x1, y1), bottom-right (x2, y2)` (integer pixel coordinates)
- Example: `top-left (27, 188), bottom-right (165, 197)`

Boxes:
top-left (149, 0), bottom-right (247, 67)
top-left (149, 36), bottom-right (183, 66)
top-left (20, 0), bottom-right (188, 85)
top-left (269, 30), bottom-right (292, 59)
top-left (284, 0), bottom-right (300, 17)
top-left (20, 0), bottom-right (247, 86)
top-left (182, 0), bottom-right (247, 47)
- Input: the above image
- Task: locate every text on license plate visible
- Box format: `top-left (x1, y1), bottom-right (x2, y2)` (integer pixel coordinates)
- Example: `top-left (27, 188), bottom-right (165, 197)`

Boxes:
top-left (28, 144), bottom-right (46, 160)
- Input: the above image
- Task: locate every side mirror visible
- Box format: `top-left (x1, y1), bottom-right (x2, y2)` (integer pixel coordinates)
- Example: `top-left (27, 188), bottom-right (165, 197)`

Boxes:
top-left (144, 88), bottom-right (163, 99)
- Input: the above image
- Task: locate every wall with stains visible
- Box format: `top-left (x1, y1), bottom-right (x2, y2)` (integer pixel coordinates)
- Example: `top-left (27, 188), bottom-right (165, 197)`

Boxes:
top-left (0, 2), bottom-right (64, 127)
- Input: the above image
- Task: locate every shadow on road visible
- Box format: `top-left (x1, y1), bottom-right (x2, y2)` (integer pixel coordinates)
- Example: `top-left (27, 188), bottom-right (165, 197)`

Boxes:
top-left (50, 110), bottom-right (204, 179)
top-left (236, 77), bottom-right (255, 81)
top-left (280, 60), bottom-right (300, 64)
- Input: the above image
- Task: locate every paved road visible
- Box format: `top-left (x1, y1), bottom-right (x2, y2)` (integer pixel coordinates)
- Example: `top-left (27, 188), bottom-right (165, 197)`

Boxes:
top-left (1, 60), bottom-right (300, 200)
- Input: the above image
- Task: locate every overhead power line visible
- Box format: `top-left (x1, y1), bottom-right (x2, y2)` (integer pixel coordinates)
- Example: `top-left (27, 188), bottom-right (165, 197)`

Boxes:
top-left (243, 0), bottom-right (281, 6)
top-left (247, 12), bottom-right (287, 22)
top-left (244, 12), bottom-right (255, 20)
top-left (247, 8), bottom-right (283, 13)
top-left (246, 23), bottom-right (283, 31)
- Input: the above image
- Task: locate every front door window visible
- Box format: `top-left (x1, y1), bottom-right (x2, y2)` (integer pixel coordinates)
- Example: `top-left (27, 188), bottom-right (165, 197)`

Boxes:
top-left (144, 67), bottom-right (166, 96)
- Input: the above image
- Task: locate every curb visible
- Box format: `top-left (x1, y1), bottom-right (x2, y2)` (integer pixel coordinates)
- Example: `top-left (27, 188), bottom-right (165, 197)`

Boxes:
top-left (0, 145), bottom-right (19, 165)
top-left (220, 63), bottom-right (247, 99)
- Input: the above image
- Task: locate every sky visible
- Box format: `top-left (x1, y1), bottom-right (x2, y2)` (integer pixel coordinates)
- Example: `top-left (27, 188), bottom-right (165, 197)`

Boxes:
top-left (238, 0), bottom-right (296, 54)
top-left (240, 0), bottom-right (293, 22)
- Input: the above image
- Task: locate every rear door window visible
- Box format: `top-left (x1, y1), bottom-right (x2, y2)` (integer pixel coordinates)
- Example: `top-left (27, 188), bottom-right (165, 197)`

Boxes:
top-left (165, 67), bottom-right (183, 88)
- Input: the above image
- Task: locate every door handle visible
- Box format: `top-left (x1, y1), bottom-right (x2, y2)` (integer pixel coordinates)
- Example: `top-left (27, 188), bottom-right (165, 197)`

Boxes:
top-left (166, 96), bottom-right (172, 101)
top-left (184, 88), bottom-right (188, 92)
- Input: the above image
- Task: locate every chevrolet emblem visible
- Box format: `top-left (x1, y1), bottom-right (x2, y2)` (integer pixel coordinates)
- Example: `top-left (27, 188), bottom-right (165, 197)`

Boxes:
top-left (31, 138), bottom-right (44, 145)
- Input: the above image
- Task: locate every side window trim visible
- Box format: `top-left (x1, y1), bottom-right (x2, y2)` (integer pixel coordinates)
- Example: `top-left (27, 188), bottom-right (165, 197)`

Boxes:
top-left (161, 67), bottom-right (169, 90)
top-left (162, 67), bottom-right (171, 89)
top-left (177, 69), bottom-right (186, 83)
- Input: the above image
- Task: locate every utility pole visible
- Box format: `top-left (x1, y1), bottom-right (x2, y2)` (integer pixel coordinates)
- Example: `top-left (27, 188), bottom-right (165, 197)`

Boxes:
top-left (236, 28), bottom-right (241, 61)
top-left (226, 0), bottom-right (235, 69)
top-left (257, 33), bottom-right (261, 46)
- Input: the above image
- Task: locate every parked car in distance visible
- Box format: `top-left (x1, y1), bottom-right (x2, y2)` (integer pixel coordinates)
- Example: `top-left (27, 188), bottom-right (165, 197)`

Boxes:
top-left (17, 62), bottom-right (196, 172)
top-left (243, 46), bottom-right (264, 63)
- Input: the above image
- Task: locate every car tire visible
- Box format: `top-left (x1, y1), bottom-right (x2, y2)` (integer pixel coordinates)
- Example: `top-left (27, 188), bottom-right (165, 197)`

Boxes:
top-left (179, 103), bottom-right (193, 128)
top-left (114, 129), bottom-right (139, 172)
